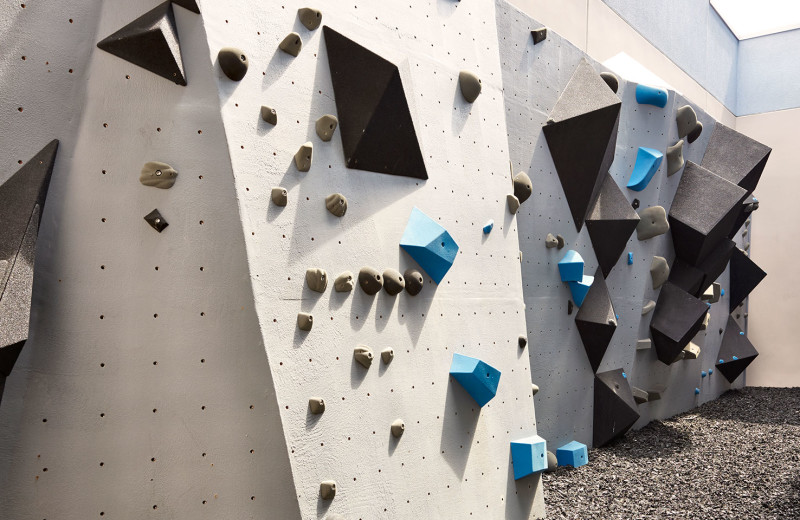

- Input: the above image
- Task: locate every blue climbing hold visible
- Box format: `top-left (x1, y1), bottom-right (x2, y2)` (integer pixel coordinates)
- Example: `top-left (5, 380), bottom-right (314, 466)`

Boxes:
top-left (739, 331), bottom-right (745, 336)
top-left (627, 252), bottom-right (633, 265)
top-left (719, 359), bottom-right (724, 364)
top-left (483, 219), bottom-right (494, 234)
top-left (400, 207), bottom-right (459, 284)
top-left (721, 288), bottom-right (726, 296)
top-left (556, 441), bottom-right (588, 468)
top-left (510, 435), bottom-right (548, 479)
top-left (568, 274), bottom-right (594, 307)
top-left (732, 355), bottom-right (739, 361)
top-left (622, 372), bottom-right (627, 378)
top-left (558, 250), bottom-right (584, 282)
top-left (695, 388), bottom-right (700, 395)
top-left (626, 147), bottom-right (663, 192)
top-left (709, 368), bottom-right (714, 375)
top-left (701, 371), bottom-right (707, 378)
top-left (635, 84), bottom-right (668, 108)
top-left (449, 353), bottom-right (501, 407)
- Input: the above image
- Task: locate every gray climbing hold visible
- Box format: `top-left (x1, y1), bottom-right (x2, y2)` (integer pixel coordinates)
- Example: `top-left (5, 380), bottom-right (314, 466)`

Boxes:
top-left (743, 242), bottom-right (750, 251)
top-left (279, 32), bottom-right (303, 57)
top-left (316, 114), bottom-right (338, 142)
top-left (218, 47), bottom-right (249, 81)
top-left (519, 335), bottom-right (527, 349)
top-left (546, 451), bottom-right (557, 472)
top-left (358, 267), bottom-right (383, 295)
top-left (381, 348), bottom-right (394, 364)
top-left (636, 339), bottom-right (651, 350)
top-left (545, 233), bottom-right (558, 248)
top-left (600, 71), bottom-right (619, 93)
top-left (631, 386), bottom-right (649, 404)
top-left (309, 397), bottom-right (325, 414)
top-left (261, 106), bottom-right (277, 125)
top-left (305, 268), bottom-right (328, 293)
top-left (354, 345), bottom-right (374, 368)
top-left (666, 140), bottom-right (685, 176)
top-left (383, 268), bottom-right (405, 296)
top-left (675, 105), bottom-right (697, 139)
top-left (701, 282), bottom-right (721, 303)
top-left (139, 161), bottom-right (177, 189)
top-left (458, 70), bottom-right (482, 103)
top-left (297, 7), bottom-right (322, 30)
top-left (650, 256), bottom-right (670, 289)
top-left (507, 194), bottom-right (520, 215)
top-left (642, 300), bottom-right (656, 315)
top-left (391, 418), bottom-right (405, 438)
top-left (636, 206), bottom-right (669, 240)
top-left (647, 389), bottom-right (663, 401)
top-left (531, 27), bottom-right (547, 44)
top-left (320, 481), bottom-right (336, 500)
top-left (271, 187), bottom-right (288, 207)
top-left (683, 342), bottom-right (701, 360)
top-left (557, 235), bottom-right (565, 249)
top-left (531, 383), bottom-right (539, 396)
top-left (404, 269), bottom-right (423, 296)
top-left (325, 193), bottom-right (347, 217)
top-left (687, 121), bottom-right (703, 144)
top-left (700, 312), bottom-right (711, 331)
top-left (297, 312), bottom-right (313, 331)
top-left (295, 142), bottom-right (313, 172)
top-left (334, 271), bottom-right (354, 292)
top-left (144, 209), bottom-right (168, 232)
top-left (513, 171), bottom-right (533, 204)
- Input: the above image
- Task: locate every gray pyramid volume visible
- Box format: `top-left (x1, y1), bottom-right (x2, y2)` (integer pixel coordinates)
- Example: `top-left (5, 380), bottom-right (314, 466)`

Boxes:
top-left (649, 282), bottom-right (708, 365)
top-left (322, 26), bottom-right (427, 180)
top-left (542, 58), bottom-right (622, 231)
top-left (575, 267), bottom-right (617, 372)
top-left (97, 1), bottom-right (187, 86)
top-left (594, 369), bottom-right (640, 447)
top-left (701, 122), bottom-right (771, 194)
top-left (585, 173), bottom-right (640, 277)
top-left (0, 140), bottom-right (59, 401)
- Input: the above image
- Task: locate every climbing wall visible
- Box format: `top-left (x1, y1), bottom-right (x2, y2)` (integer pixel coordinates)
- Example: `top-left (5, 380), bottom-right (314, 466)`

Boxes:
top-left (496, 1), bottom-right (752, 451)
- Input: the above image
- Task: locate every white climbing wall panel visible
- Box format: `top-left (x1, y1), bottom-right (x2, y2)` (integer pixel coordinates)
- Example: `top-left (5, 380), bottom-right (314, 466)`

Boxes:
top-left (496, 1), bottom-right (746, 451)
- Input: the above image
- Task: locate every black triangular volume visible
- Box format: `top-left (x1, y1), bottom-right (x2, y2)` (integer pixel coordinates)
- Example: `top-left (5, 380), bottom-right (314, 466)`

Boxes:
top-left (97, 2), bottom-right (186, 86)
top-left (322, 26), bottom-right (427, 180)
top-left (585, 173), bottom-right (640, 277)
top-left (542, 59), bottom-right (621, 232)
top-left (701, 122), bottom-right (771, 194)
top-left (0, 341), bottom-right (25, 378)
top-left (716, 316), bottom-right (759, 383)
top-left (670, 239), bottom-right (736, 298)
top-left (594, 368), bottom-right (640, 447)
top-left (649, 282), bottom-right (708, 365)
top-left (575, 267), bottom-right (617, 372)
top-left (729, 248), bottom-right (766, 312)
top-left (171, 0), bottom-right (200, 13)
top-left (668, 162), bottom-right (747, 265)
top-left (668, 259), bottom-right (705, 296)
top-left (727, 196), bottom-right (757, 239)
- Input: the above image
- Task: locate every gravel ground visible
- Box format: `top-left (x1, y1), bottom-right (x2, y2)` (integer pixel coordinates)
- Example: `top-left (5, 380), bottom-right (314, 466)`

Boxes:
top-left (543, 387), bottom-right (800, 520)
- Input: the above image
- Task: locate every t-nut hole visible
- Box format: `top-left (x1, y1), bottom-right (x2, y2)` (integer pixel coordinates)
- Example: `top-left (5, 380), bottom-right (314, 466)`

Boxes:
top-left (240, 54), bottom-right (246, 61)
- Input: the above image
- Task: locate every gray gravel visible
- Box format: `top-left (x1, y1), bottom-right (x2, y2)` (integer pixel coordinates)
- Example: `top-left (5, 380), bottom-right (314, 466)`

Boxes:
top-left (544, 387), bottom-right (800, 519)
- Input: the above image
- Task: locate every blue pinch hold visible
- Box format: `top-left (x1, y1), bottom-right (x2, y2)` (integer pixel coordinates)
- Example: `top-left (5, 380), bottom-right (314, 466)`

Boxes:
top-left (400, 207), bottom-right (459, 284)
top-left (627, 252), bottom-right (633, 265)
top-left (721, 288), bottom-right (726, 296)
top-left (568, 274), bottom-right (594, 307)
top-left (695, 388), bottom-right (700, 395)
top-left (622, 372), bottom-right (627, 378)
top-left (449, 353), bottom-right (501, 407)
top-left (510, 435), bottom-right (548, 479)
top-left (483, 219), bottom-right (494, 234)
top-left (719, 359), bottom-right (724, 364)
top-left (701, 371), bottom-right (707, 378)
top-left (635, 84), bottom-right (668, 108)
top-left (626, 147), bottom-right (664, 192)
top-left (556, 441), bottom-right (588, 468)
top-left (739, 331), bottom-right (745, 336)
top-left (732, 356), bottom-right (739, 361)
top-left (558, 250), bottom-right (584, 282)
top-left (709, 368), bottom-right (714, 375)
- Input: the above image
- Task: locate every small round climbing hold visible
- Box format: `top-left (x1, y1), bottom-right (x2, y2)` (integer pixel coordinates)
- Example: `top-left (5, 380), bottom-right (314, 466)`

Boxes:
top-left (334, 271), bottom-right (354, 292)
top-left (531, 383), bottom-right (539, 396)
top-left (271, 187), bottom-right (288, 207)
top-left (694, 388), bottom-right (700, 395)
top-left (294, 142), bottom-right (313, 172)
top-left (391, 418), bottom-right (405, 438)
top-left (309, 397), bottom-right (325, 414)
top-left (319, 481), bottom-right (336, 500)
top-left (279, 32), bottom-right (303, 57)
top-left (325, 193), bottom-right (347, 217)
top-left (518, 335), bottom-right (527, 349)
top-left (513, 171), bottom-right (533, 204)
top-left (458, 70), bottom-right (482, 103)
top-left (404, 269), bottom-right (424, 296)
top-left (354, 345), bottom-right (374, 368)
top-left (218, 47), bottom-right (249, 81)
top-left (545, 450), bottom-right (558, 472)
top-left (305, 268), bottom-right (328, 293)
top-left (261, 106), bottom-right (277, 125)
top-left (383, 268), bottom-right (405, 296)
top-left (545, 233), bottom-right (558, 248)
top-left (358, 267), bottom-right (383, 295)
top-left (297, 7), bottom-right (322, 30)
top-left (315, 114), bottom-right (338, 142)
top-left (709, 368), bottom-right (714, 375)
top-left (381, 348), bottom-right (394, 364)
top-left (297, 312), bottom-right (313, 331)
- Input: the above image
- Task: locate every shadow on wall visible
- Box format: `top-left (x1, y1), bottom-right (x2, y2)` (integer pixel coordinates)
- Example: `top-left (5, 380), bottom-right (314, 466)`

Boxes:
top-left (504, 449), bottom-right (540, 520)
top-left (439, 376), bottom-right (481, 479)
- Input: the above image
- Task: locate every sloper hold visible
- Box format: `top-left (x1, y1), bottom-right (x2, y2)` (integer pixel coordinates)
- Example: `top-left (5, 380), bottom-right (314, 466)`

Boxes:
top-left (305, 268), bottom-right (328, 293)
top-left (323, 26), bottom-right (427, 180)
top-left (218, 47), bottom-right (249, 81)
top-left (635, 84), bottom-right (667, 107)
top-left (575, 267), bottom-right (617, 372)
top-left (297, 7), bottom-right (322, 30)
top-left (399, 207), bottom-right (458, 284)
top-left (279, 32), bottom-right (303, 57)
top-left (542, 58), bottom-right (621, 231)
top-left (556, 441), bottom-right (588, 468)
top-left (728, 247), bottom-right (766, 312)
top-left (358, 267), bottom-right (383, 295)
top-left (403, 269), bottom-right (423, 296)
top-left (675, 105), bottom-right (697, 138)
top-left (510, 434), bottom-right (548, 479)
top-left (669, 162), bottom-right (747, 265)
top-left (701, 122), bottom-right (772, 193)
top-left (449, 353), bottom-right (501, 407)
top-left (354, 345), bottom-right (374, 368)
top-left (97, 2), bottom-right (186, 86)
top-left (458, 70), bottom-right (482, 103)
top-left (507, 194), bottom-right (520, 215)
top-left (325, 193), bottom-right (347, 217)
top-left (139, 161), bottom-right (177, 189)
top-left (261, 106), bottom-right (278, 125)
top-left (650, 256), bottom-right (669, 290)
top-left (716, 316), bottom-right (759, 383)
top-left (271, 187), bottom-right (288, 207)
top-left (649, 283), bottom-right (709, 364)
top-left (557, 250), bottom-right (584, 282)
top-left (316, 115), bottom-right (339, 142)
top-left (294, 142), bottom-right (313, 172)
top-left (382, 268), bottom-right (405, 296)
top-left (513, 171), bottom-right (533, 204)
top-left (568, 274), bottom-right (594, 307)
top-left (594, 368), bottom-right (640, 446)
top-left (666, 140), bottom-right (685, 176)
top-left (585, 173), bottom-right (640, 277)
top-left (687, 121), bottom-right (703, 143)
top-left (144, 209), bottom-right (168, 232)
top-left (297, 313), bottom-right (313, 331)
top-left (531, 27), bottom-right (547, 44)
top-left (626, 147), bottom-right (663, 192)
top-left (636, 206), bottom-right (669, 240)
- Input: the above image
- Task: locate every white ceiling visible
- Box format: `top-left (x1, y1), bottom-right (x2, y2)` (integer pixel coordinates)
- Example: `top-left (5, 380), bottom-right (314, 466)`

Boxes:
top-left (711, 0), bottom-right (800, 40)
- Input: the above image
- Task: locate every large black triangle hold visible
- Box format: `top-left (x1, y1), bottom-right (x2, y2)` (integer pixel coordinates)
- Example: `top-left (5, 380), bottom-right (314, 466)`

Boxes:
top-left (97, 1), bottom-right (186, 86)
top-left (716, 316), bottom-right (759, 383)
top-left (585, 173), bottom-right (640, 277)
top-left (729, 248), bottom-right (766, 312)
top-left (322, 26), bottom-right (427, 180)
top-left (542, 58), bottom-right (621, 232)
top-left (594, 369), bottom-right (640, 447)
top-left (575, 267), bottom-right (617, 372)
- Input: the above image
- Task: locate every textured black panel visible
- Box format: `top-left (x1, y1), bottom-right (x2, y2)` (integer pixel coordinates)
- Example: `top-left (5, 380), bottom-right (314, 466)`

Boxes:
top-left (97, 2), bottom-right (186, 86)
top-left (670, 239), bottom-right (736, 297)
top-left (668, 259), bottom-right (704, 296)
top-left (594, 368), bottom-right (640, 447)
top-left (585, 173), bottom-right (640, 277)
top-left (668, 161), bottom-right (747, 265)
top-left (576, 268), bottom-right (616, 372)
top-left (729, 248), bottom-right (766, 312)
top-left (716, 316), bottom-right (758, 383)
top-left (542, 59), bottom-right (621, 231)
top-left (322, 26), bottom-right (427, 180)
top-left (650, 283), bottom-right (709, 365)
top-left (171, 0), bottom-right (200, 13)
top-left (701, 122), bottom-right (771, 193)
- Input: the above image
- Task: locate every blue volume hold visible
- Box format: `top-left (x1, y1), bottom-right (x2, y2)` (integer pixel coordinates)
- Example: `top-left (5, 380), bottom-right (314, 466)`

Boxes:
top-left (449, 353), bottom-right (501, 407)
top-left (558, 250), bottom-right (584, 282)
top-left (556, 441), bottom-right (588, 468)
top-left (626, 147), bottom-right (664, 192)
top-left (635, 84), bottom-right (668, 108)
top-left (510, 435), bottom-right (548, 479)
top-left (568, 274), bottom-right (594, 307)
top-left (400, 207), bottom-right (459, 284)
